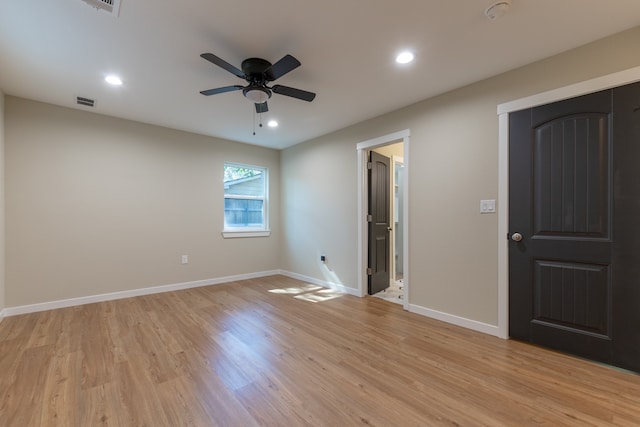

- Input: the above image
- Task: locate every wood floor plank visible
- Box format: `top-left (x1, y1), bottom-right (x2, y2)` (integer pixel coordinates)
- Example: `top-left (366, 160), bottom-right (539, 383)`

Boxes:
top-left (79, 304), bottom-right (116, 390)
top-left (163, 348), bottom-right (262, 427)
top-left (1, 344), bottom-right (55, 426)
top-left (1, 274), bottom-right (640, 426)
top-left (40, 350), bottom-right (81, 426)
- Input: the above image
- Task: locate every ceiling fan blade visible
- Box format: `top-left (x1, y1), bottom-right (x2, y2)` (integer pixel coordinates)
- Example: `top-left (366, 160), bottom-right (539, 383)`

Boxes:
top-left (266, 55), bottom-right (301, 81)
top-left (200, 85), bottom-right (245, 96)
top-left (272, 85), bottom-right (316, 102)
top-left (255, 102), bottom-right (269, 113)
top-left (200, 53), bottom-right (245, 78)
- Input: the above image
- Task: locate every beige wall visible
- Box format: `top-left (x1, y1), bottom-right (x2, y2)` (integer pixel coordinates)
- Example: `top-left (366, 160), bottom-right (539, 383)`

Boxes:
top-left (0, 91), bottom-right (4, 314)
top-left (5, 97), bottom-right (281, 306)
top-left (280, 128), bottom-right (360, 287)
top-left (281, 26), bottom-right (640, 326)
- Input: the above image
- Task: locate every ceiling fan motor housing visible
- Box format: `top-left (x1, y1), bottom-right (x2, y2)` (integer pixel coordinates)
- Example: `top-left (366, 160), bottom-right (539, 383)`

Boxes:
top-left (240, 58), bottom-right (274, 103)
top-left (241, 58), bottom-right (274, 80)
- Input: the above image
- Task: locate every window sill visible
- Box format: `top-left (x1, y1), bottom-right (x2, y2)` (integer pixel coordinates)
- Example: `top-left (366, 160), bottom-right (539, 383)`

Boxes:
top-left (222, 230), bottom-right (271, 239)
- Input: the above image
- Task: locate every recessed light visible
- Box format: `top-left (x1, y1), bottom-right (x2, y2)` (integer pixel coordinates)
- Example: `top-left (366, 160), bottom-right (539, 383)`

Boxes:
top-left (105, 75), bottom-right (123, 86)
top-left (267, 120), bottom-right (278, 128)
top-left (395, 51), bottom-right (414, 64)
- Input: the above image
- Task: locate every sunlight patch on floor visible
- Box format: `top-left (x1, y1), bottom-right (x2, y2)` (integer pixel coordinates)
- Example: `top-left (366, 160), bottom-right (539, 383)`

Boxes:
top-left (268, 284), bottom-right (323, 294)
top-left (269, 283), bottom-right (345, 303)
top-left (294, 288), bottom-right (344, 303)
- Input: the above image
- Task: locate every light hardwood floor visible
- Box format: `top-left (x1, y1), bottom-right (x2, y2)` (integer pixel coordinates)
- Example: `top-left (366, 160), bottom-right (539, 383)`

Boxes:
top-left (1, 275), bottom-right (639, 426)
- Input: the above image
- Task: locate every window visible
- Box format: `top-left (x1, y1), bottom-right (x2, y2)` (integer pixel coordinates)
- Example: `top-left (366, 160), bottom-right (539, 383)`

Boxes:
top-left (223, 163), bottom-right (269, 238)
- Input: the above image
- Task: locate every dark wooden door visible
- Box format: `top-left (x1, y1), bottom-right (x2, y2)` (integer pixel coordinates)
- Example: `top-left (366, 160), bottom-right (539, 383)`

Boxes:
top-left (368, 151), bottom-right (391, 295)
top-left (509, 82), bottom-right (640, 372)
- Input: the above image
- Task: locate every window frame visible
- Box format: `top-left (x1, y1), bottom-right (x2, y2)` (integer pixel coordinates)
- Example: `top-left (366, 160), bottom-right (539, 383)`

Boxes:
top-left (222, 162), bottom-right (270, 238)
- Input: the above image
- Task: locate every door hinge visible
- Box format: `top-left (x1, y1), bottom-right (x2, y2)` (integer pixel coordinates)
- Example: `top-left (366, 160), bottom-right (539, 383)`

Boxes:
top-left (367, 162), bottom-right (372, 170)
top-left (367, 214), bottom-right (373, 222)
top-left (366, 268), bottom-right (373, 275)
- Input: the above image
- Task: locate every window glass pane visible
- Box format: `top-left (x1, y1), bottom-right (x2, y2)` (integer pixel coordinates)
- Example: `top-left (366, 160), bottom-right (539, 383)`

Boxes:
top-left (223, 163), bottom-right (267, 229)
top-left (224, 172), bottom-right (264, 197)
top-left (224, 198), bottom-right (264, 227)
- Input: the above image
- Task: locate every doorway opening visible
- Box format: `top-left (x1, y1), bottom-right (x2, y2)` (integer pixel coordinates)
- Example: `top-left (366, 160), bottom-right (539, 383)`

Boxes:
top-left (356, 130), bottom-right (410, 310)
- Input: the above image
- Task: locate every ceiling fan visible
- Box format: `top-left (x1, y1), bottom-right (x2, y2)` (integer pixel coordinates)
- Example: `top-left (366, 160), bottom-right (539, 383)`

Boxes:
top-left (199, 53), bottom-right (316, 113)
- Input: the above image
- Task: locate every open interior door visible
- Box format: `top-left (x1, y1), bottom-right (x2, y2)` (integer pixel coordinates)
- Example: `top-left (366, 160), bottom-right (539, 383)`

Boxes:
top-left (368, 151), bottom-right (391, 295)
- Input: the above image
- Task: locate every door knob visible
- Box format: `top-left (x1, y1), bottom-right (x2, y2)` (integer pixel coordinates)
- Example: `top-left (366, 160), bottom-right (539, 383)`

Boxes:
top-left (387, 227), bottom-right (392, 231)
top-left (511, 232), bottom-right (523, 242)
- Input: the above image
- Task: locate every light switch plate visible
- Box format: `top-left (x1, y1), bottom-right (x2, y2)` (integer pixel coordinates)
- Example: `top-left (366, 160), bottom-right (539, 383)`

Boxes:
top-left (480, 199), bottom-right (496, 214)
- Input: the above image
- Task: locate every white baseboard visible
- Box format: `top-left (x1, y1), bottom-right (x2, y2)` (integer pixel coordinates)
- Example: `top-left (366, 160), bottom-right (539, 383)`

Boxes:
top-left (2, 269), bottom-right (502, 341)
top-left (3, 270), bottom-right (280, 317)
top-left (409, 304), bottom-right (501, 338)
top-left (278, 270), bottom-right (360, 297)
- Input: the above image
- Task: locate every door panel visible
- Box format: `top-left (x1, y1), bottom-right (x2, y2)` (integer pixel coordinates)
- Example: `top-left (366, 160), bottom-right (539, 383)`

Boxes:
top-left (509, 89), bottom-right (614, 364)
top-left (509, 82), bottom-right (640, 372)
top-left (532, 115), bottom-right (609, 237)
top-left (533, 260), bottom-right (610, 337)
top-left (368, 151), bottom-right (390, 295)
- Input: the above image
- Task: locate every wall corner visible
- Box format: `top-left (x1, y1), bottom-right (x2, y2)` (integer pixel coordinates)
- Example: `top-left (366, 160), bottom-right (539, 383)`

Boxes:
top-left (0, 91), bottom-right (6, 315)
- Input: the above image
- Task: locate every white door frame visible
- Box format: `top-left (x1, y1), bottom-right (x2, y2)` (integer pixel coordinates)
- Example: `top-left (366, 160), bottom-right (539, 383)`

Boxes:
top-left (357, 129), bottom-right (410, 310)
top-left (496, 66), bottom-right (640, 339)
top-left (390, 155), bottom-right (404, 283)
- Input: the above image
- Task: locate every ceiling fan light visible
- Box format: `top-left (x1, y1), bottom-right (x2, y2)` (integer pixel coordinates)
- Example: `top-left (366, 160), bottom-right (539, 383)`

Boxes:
top-left (243, 87), bottom-right (271, 103)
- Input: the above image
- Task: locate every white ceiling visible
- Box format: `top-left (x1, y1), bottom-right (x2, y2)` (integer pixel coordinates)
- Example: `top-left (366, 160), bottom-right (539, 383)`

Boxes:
top-left (2, 1), bottom-right (640, 149)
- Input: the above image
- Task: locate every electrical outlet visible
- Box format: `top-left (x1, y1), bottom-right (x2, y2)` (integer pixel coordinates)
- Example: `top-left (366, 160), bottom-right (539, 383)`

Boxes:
top-left (181, 255), bottom-right (188, 264)
top-left (321, 255), bottom-right (326, 262)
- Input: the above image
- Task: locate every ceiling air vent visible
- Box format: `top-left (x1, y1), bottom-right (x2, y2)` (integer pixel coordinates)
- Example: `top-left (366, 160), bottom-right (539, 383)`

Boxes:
top-left (80, 0), bottom-right (121, 17)
top-left (76, 96), bottom-right (96, 108)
